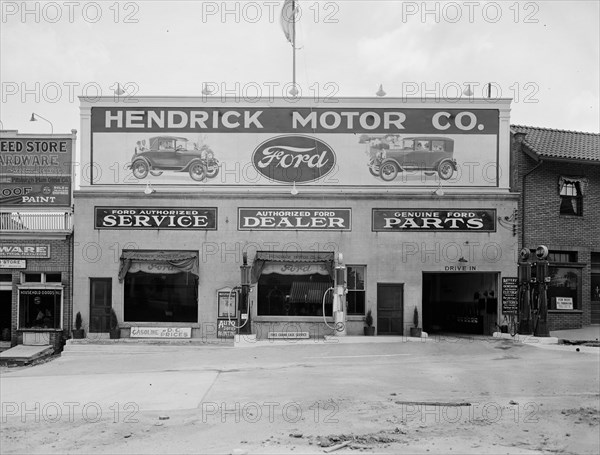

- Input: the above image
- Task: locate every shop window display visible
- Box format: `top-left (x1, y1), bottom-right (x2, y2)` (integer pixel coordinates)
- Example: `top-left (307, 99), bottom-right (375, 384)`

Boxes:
top-left (124, 271), bottom-right (198, 323)
top-left (19, 291), bottom-right (61, 329)
top-left (257, 273), bottom-right (333, 316)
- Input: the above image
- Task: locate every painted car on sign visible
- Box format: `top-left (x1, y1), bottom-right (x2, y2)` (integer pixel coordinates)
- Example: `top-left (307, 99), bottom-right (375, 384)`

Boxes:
top-left (360, 135), bottom-right (457, 181)
top-left (129, 136), bottom-right (219, 182)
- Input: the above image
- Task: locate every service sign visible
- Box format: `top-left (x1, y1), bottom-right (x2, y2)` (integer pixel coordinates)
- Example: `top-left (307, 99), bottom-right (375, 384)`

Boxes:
top-left (0, 138), bottom-right (73, 177)
top-left (0, 182), bottom-right (71, 207)
top-left (217, 319), bottom-right (237, 339)
top-left (372, 209), bottom-right (496, 232)
top-left (95, 207), bottom-right (217, 230)
top-left (238, 208), bottom-right (351, 231)
top-left (555, 297), bottom-right (573, 310)
top-left (502, 277), bottom-right (519, 314)
top-left (0, 244), bottom-right (50, 258)
top-left (88, 105), bottom-right (502, 188)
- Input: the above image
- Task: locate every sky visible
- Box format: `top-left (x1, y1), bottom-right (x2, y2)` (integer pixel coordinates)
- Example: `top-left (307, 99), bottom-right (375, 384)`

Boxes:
top-left (1, 0), bottom-right (599, 135)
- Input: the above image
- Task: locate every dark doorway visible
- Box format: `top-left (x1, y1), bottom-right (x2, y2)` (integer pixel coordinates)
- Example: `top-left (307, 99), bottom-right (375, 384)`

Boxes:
top-left (423, 273), bottom-right (498, 335)
top-left (90, 278), bottom-right (112, 332)
top-left (0, 290), bottom-right (11, 340)
top-left (377, 283), bottom-right (404, 335)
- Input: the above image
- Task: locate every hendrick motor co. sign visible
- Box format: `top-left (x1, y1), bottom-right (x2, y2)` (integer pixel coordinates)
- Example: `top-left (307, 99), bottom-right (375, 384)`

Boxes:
top-left (95, 207), bottom-right (217, 230)
top-left (87, 103), bottom-right (505, 188)
top-left (238, 208), bottom-right (351, 231)
top-left (372, 209), bottom-right (496, 232)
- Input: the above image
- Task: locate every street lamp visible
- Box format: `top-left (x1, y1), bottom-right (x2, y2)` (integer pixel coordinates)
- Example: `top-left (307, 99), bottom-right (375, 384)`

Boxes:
top-left (29, 113), bottom-right (54, 134)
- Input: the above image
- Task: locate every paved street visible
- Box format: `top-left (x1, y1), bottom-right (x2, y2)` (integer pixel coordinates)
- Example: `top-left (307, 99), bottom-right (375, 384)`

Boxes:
top-left (1, 337), bottom-right (599, 454)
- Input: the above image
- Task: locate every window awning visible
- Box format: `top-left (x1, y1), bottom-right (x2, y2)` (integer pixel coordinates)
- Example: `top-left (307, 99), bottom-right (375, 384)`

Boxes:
top-left (118, 250), bottom-right (199, 282)
top-left (250, 251), bottom-right (335, 283)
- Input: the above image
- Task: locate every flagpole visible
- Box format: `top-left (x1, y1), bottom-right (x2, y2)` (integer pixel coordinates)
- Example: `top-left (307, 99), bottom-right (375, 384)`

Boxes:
top-left (292, 0), bottom-right (296, 92)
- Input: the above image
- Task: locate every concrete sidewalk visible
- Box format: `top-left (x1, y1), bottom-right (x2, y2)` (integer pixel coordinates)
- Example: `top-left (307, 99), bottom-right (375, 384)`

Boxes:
top-left (550, 325), bottom-right (600, 342)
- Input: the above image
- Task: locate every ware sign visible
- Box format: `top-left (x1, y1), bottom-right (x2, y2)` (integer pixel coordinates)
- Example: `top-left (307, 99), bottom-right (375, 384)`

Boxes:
top-left (372, 209), bottom-right (496, 232)
top-left (88, 105), bottom-right (503, 188)
top-left (95, 207), bottom-right (217, 230)
top-left (0, 244), bottom-right (50, 258)
top-left (238, 208), bottom-right (351, 230)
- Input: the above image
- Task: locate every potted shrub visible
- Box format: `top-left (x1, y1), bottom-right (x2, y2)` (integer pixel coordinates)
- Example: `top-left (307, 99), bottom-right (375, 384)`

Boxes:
top-left (109, 308), bottom-right (120, 339)
top-left (364, 309), bottom-right (375, 336)
top-left (72, 312), bottom-right (85, 339)
top-left (409, 306), bottom-right (422, 337)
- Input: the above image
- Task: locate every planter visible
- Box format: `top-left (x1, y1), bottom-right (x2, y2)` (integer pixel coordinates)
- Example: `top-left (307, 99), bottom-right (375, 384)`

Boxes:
top-left (364, 326), bottom-right (375, 336)
top-left (109, 329), bottom-right (120, 339)
top-left (72, 329), bottom-right (85, 339)
top-left (409, 327), bottom-right (422, 337)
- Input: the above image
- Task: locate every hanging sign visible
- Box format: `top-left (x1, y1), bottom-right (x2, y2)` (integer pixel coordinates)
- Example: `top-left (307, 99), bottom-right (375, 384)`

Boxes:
top-left (238, 208), bottom-right (351, 231)
top-left (95, 207), bottom-right (217, 229)
top-left (372, 209), bottom-right (496, 232)
top-left (0, 244), bottom-right (50, 258)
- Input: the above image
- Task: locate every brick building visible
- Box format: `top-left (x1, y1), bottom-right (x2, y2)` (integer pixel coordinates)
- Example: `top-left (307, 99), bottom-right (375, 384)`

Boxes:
top-left (511, 126), bottom-right (600, 330)
top-left (0, 130), bottom-right (76, 352)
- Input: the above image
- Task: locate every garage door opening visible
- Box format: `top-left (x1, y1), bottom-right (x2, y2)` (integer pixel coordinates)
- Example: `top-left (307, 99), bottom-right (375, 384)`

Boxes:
top-left (423, 273), bottom-right (498, 336)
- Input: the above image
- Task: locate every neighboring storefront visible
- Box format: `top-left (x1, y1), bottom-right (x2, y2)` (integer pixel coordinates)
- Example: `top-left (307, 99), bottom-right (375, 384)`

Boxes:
top-left (0, 130), bottom-right (76, 351)
top-left (512, 126), bottom-right (600, 330)
top-left (73, 97), bottom-right (517, 339)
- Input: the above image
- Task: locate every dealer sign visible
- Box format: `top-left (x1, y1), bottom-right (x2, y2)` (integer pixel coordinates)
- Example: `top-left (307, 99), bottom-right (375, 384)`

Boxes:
top-left (372, 209), bottom-right (496, 232)
top-left (238, 208), bottom-right (351, 231)
top-left (95, 207), bottom-right (217, 230)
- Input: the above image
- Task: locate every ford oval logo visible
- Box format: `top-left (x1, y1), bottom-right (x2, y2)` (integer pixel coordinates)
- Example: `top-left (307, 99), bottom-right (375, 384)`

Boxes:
top-left (252, 135), bottom-right (336, 184)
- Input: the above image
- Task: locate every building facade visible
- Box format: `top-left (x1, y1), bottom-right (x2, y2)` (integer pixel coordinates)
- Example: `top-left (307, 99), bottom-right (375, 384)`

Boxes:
top-left (0, 130), bottom-right (76, 351)
top-left (511, 125), bottom-right (600, 330)
top-left (73, 97), bottom-right (518, 340)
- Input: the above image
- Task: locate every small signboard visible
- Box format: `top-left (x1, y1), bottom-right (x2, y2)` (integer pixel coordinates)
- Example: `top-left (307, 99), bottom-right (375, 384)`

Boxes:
top-left (217, 289), bottom-right (237, 318)
top-left (0, 244), bottom-right (50, 258)
top-left (130, 327), bottom-right (192, 338)
top-left (502, 277), bottom-right (518, 314)
top-left (0, 259), bottom-right (26, 268)
top-left (217, 319), bottom-right (237, 338)
top-left (556, 297), bottom-right (573, 310)
top-left (268, 332), bottom-right (310, 339)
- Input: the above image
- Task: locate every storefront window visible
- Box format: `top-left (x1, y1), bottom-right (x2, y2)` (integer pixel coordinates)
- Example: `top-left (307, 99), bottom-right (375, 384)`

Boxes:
top-left (257, 263), bottom-right (333, 316)
top-left (19, 289), bottom-right (62, 329)
top-left (124, 272), bottom-right (198, 323)
top-left (547, 266), bottom-right (580, 310)
top-left (346, 265), bottom-right (366, 315)
top-left (119, 250), bottom-right (200, 323)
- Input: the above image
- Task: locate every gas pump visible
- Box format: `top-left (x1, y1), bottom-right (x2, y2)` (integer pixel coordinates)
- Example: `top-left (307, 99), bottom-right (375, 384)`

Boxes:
top-left (533, 245), bottom-right (550, 337)
top-left (226, 253), bottom-right (252, 335)
top-left (517, 248), bottom-right (533, 334)
top-left (322, 253), bottom-right (347, 336)
top-left (239, 253), bottom-right (251, 334)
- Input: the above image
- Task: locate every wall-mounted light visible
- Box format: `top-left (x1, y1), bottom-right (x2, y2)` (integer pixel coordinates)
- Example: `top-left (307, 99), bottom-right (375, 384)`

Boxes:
top-left (290, 181), bottom-right (299, 196)
top-left (114, 83), bottom-right (125, 96)
top-left (29, 113), bottom-right (54, 133)
top-left (144, 183), bottom-right (156, 195)
top-left (463, 84), bottom-right (473, 96)
top-left (376, 84), bottom-right (386, 97)
top-left (458, 257), bottom-right (468, 263)
top-left (288, 85), bottom-right (299, 97)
